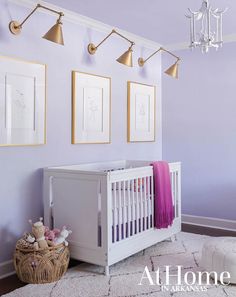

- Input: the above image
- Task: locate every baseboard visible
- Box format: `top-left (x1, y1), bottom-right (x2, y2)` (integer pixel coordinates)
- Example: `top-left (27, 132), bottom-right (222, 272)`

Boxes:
top-left (182, 214), bottom-right (236, 232)
top-left (0, 260), bottom-right (15, 279)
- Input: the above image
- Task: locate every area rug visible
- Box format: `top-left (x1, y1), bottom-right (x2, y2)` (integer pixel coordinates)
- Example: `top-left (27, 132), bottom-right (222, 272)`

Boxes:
top-left (3, 232), bottom-right (236, 297)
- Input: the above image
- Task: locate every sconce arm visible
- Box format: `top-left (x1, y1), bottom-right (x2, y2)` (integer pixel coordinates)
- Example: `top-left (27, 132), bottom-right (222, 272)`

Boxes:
top-left (139, 47), bottom-right (180, 67)
top-left (142, 48), bottom-right (162, 64)
top-left (15, 3), bottom-right (64, 29)
top-left (112, 30), bottom-right (135, 47)
top-left (92, 29), bottom-right (135, 51)
top-left (161, 47), bottom-right (180, 62)
top-left (95, 30), bottom-right (115, 49)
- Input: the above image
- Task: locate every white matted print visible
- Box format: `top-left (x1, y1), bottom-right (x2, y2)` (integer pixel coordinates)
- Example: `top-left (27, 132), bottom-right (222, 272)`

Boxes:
top-left (72, 71), bottom-right (111, 144)
top-left (128, 82), bottom-right (155, 142)
top-left (0, 56), bottom-right (46, 146)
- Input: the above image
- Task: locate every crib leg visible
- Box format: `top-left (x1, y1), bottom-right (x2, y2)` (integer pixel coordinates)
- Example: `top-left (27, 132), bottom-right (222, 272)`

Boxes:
top-left (104, 266), bottom-right (110, 276)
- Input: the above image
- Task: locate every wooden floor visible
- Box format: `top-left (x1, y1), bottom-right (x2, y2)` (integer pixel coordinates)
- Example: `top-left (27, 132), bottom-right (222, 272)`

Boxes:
top-left (182, 223), bottom-right (236, 237)
top-left (0, 274), bottom-right (25, 296)
top-left (1, 225), bottom-right (235, 296)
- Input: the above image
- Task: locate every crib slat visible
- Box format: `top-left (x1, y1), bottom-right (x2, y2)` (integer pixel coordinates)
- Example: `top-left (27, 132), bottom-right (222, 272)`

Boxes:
top-left (113, 182), bottom-right (117, 242)
top-left (170, 172), bottom-right (173, 215)
top-left (144, 177), bottom-right (147, 230)
top-left (122, 180), bottom-right (126, 239)
top-left (147, 176), bottom-right (151, 229)
top-left (112, 185), bottom-right (114, 243)
top-left (132, 179), bottom-right (135, 236)
top-left (151, 175), bottom-right (154, 228)
top-left (172, 171), bottom-right (176, 215)
top-left (127, 180), bottom-right (131, 237)
top-left (171, 172), bottom-right (174, 201)
top-left (177, 171), bottom-right (180, 218)
top-left (175, 171), bottom-right (178, 218)
top-left (135, 178), bottom-right (139, 233)
top-left (140, 178), bottom-right (143, 232)
top-left (172, 172), bottom-right (175, 217)
top-left (118, 181), bottom-right (122, 241)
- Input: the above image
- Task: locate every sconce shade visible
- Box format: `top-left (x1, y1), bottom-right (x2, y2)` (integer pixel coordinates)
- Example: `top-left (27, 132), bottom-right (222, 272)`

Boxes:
top-left (165, 62), bottom-right (179, 79)
top-left (43, 21), bottom-right (64, 45)
top-left (116, 47), bottom-right (133, 67)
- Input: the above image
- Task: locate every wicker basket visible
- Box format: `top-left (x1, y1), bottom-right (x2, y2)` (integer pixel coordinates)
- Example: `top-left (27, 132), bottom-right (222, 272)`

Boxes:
top-left (14, 243), bottom-right (70, 284)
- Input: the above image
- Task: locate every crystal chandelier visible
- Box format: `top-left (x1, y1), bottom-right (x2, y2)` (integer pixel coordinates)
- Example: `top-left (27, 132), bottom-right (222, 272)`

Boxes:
top-left (186, 0), bottom-right (227, 53)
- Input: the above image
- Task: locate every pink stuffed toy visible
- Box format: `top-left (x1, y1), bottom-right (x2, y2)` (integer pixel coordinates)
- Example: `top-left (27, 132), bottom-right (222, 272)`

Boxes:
top-left (44, 226), bottom-right (60, 242)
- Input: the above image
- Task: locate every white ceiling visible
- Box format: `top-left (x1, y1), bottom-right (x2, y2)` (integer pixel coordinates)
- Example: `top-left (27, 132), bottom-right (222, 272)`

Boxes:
top-left (45, 0), bottom-right (236, 45)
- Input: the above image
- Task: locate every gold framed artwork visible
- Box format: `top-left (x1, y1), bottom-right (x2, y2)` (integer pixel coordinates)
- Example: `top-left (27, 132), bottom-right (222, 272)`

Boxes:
top-left (72, 71), bottom-right (111, 144)
top-left (0, 55), bottom-right (46, 147)
top-left (127, 81), bottom-right (156, 142)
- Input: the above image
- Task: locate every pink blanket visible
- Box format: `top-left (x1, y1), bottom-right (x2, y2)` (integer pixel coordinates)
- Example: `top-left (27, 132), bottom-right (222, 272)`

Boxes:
top-left (151, 161), bottom-right (174, 229)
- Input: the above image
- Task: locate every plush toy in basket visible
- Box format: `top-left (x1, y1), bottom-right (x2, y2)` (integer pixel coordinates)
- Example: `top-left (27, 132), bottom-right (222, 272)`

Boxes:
top-left (14, 218), bottom-right (72, 284)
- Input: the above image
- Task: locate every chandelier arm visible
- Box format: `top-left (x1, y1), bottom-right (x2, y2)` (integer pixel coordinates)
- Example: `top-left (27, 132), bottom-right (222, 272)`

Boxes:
top-left (17, 3), bottom-right (64, 28)
top-left (188, 8), bottom-right (201, 15)
top-left (213, 8), bottom-right (228, 16)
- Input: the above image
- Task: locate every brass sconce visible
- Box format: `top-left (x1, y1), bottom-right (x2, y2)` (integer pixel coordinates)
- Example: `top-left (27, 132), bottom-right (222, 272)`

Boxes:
top-left (88, 29), bottom-right (135, 67)
top-left (138, 47), bottom-right (181, 79)
top-left (9, 3), bottom-right (65, 45)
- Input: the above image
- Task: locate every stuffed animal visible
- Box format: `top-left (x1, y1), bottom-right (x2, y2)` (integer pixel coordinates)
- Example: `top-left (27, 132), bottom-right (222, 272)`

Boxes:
top-left (54, 226), bottom-right (72, 246)
top-left (16, 238), bottom-right (32, 249)
top-left (23, 232), bottom-right (39, 250)
top-left (29, 218), bottom-right (48, 249)
top-left (44, 226), bottom-right (60, 242)
top-left (24, 232), bottom-right (36, 244)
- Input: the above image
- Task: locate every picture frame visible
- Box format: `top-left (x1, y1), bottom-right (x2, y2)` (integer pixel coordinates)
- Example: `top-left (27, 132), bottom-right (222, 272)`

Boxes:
top-left (0, 55), bottom-right (46, 147)
top-left (127, 81), bottom-right (156, 142)
top-left (72, 71), bottom-right (111, 144)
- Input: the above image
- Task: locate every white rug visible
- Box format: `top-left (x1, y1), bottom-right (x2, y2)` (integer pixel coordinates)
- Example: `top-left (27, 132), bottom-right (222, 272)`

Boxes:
top-left (3, 232), bottom-right (236, 297)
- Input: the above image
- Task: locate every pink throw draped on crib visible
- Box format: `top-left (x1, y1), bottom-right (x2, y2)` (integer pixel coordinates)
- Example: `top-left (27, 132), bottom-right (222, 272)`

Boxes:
top-left (151, 161), bottom-right (174, 229)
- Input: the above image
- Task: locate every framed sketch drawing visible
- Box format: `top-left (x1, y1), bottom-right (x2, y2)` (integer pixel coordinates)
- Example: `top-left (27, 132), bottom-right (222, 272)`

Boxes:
top-left (127, 81), bottom-right (155, 142)
top-left (0, 56), bottom-right (46, 146)
top-left (72, 71), bottom-right (111, 144)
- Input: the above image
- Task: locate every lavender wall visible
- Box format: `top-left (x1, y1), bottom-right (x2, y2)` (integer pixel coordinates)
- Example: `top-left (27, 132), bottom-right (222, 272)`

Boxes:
top-left (163, 43), bottom-right (236, 221)
top-left (0, 2), bottom-right (162, 266)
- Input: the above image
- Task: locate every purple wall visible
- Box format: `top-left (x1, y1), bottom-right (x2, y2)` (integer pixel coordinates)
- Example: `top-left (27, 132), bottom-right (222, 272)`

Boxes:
top-left (0, 1), bottom-right (162, 265)
top-left (163, 43), bottom-right (236, 221)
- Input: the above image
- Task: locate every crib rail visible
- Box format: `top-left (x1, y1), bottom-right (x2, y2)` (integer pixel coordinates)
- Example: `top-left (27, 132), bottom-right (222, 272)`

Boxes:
top-left (170, 162), bottom-right (181, 219)
top-left (108, 162), bottom-right (181, 244)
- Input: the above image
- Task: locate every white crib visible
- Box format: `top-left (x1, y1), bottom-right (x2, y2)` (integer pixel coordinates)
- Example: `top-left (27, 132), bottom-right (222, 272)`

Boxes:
top-left (43, 160), bottom-right (181, 275)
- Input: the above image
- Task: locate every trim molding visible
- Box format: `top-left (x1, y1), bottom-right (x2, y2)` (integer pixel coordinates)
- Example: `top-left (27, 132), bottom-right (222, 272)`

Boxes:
top-left (165, 33), bottom-right (236, 51)
top-left (182, 214), bottom-right (236, 232)
top-left (0, 260), bottom-right (15, 279)
top-left (8, 0), bottom-right (161, 50)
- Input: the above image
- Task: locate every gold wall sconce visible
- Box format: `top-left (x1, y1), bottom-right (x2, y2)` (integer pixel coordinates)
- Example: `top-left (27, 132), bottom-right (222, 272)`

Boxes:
top-left (88, 29), bottom-right (135, 67)
top-left (138, 47), bottom-right (181, 79)
top-left (9, 3), bottom-right (65, 45)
